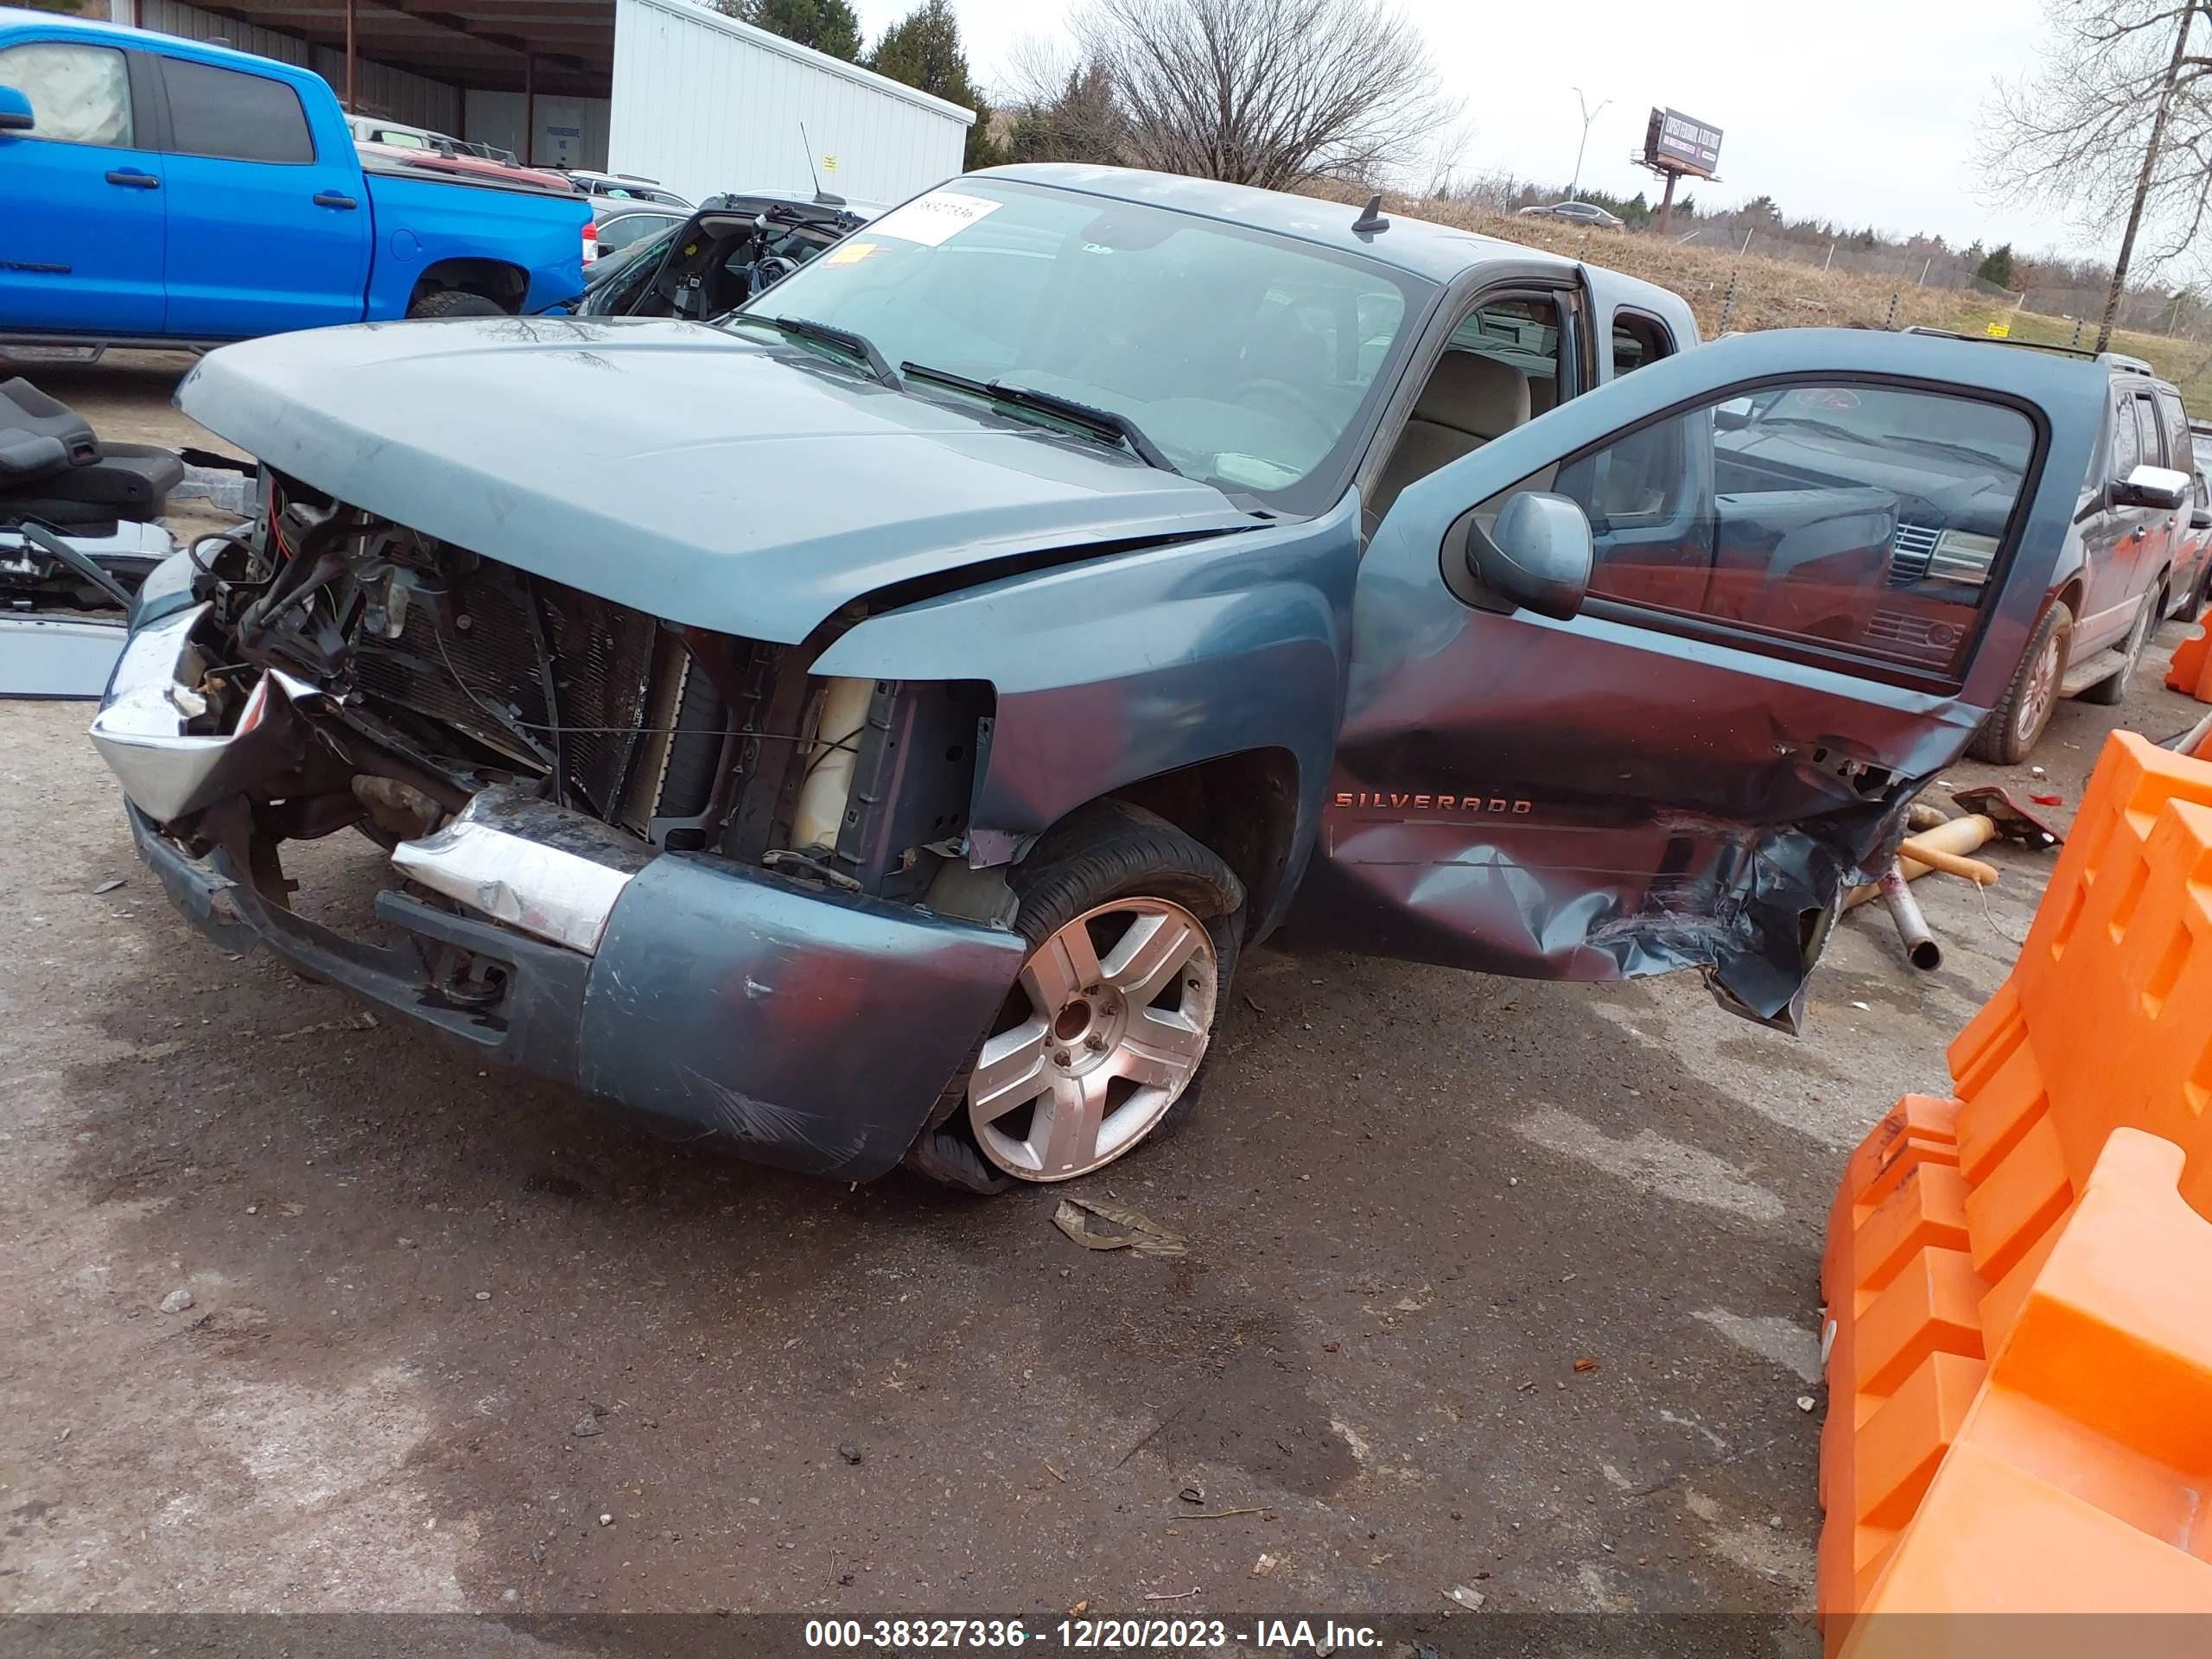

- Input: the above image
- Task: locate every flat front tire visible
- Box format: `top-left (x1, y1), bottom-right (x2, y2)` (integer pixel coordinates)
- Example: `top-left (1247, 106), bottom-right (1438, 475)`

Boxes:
top-left (903, 801), bottom-right (1243, 1195)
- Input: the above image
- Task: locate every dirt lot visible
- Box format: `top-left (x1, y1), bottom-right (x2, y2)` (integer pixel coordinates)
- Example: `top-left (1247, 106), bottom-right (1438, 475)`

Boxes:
top-left (2, 358), bottom-right (2199, 1640)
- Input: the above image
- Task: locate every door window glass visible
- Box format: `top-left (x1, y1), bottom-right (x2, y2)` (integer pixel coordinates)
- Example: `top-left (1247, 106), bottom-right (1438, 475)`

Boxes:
top-left (1499, 381), bottom-right (2035, 677)
top-left (597, 213), bottom-right (681, 256)
top-left (2133, 393), bottom-right (2166, 468)
top-left (1611, 311), bottom-right (1675, 376)
top-left (159, 58), bottom-right (315, 163)
top-left (0, 42), bottom-right (132, 147)
top-left (2157, 389), bottom-right (2190, 463)
top-left (2113, 393), bottom-right (2141, 476)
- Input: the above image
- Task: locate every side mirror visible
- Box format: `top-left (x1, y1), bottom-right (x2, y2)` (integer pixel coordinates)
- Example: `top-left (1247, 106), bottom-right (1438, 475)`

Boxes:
top-left (0, 85), bottom-right (34, 133)
top-left (1713, 404), bottom-right (1751, 432)
top-left (2193, 507), bottom-right (2211, 531)
top-left (2114, 462), bottom-right (2191, 512)
top-left (1463, 491), bottom-right (1593, 620)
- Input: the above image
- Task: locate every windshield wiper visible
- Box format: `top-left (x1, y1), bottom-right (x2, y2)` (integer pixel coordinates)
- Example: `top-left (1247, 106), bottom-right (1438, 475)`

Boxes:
top-left (1878, 433), bottom-right (2016, 470)
top-left (726, 313), bottom-right (900, 387)
top-left (899, 361), bottom-right (1175, 472)
top-left (1748, 414), bottom-right (1868, 444)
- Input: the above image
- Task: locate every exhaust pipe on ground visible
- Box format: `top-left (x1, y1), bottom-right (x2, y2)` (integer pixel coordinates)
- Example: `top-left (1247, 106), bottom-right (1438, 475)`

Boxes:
top-left (1877, 861), bottom-right (1942, 971)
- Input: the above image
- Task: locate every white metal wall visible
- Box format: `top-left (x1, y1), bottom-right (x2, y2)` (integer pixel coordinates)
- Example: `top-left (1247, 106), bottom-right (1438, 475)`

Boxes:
top-left (607, 0), bottom-right (970, 210)
top-left (132, 0), bottom-right (462, 132)
top-left (463, 90), bottom-right (612, 170)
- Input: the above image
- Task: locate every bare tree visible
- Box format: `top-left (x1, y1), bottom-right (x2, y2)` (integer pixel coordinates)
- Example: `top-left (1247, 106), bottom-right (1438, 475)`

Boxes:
top-left (1985, 0), bottom-right (2212, 348)
top-left (1072, 0), bottom-right (1459, 192)
top-left (998, 36), bottom-right (1128, 165)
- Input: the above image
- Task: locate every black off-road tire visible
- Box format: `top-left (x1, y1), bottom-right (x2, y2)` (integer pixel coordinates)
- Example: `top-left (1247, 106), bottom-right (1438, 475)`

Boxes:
top-left (407, 288), bottom-right (506, 320)
top-left (1970, 600), bottom-right (2070, 765)
top-left (2080, 579), bottom-right (2164, 706)
top-left (902, 800), bottom-right (1245, 1196)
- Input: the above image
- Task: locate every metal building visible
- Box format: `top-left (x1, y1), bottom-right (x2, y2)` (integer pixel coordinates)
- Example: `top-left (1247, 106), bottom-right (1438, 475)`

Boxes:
top-left (609, 0), bottom-right (970, 208)
top-left (105, 0), bottom-right (970, 203)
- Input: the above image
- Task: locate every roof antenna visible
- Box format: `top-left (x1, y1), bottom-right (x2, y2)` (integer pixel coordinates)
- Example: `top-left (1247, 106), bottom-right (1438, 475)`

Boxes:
top-left (799, 121), bottom-right (844, 207)
top-left (1351, 193), bottom-right (1390, 235)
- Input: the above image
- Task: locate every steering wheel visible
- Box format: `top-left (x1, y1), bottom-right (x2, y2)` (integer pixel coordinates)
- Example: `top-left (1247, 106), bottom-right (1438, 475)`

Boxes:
top-left (752, 253), bottom-right (800, 294)
top-left (1232, 377), bottom-right (1333, 441)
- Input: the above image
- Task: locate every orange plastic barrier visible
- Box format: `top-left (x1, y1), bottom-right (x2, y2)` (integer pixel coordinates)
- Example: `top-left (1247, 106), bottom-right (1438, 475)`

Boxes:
top-left (1838, 1131), bottom-right (2212, 1649)
top-left (2164, 604), bottom-right (2212, 700)
top-left (1818, 729), bottom-right (2212, 1643)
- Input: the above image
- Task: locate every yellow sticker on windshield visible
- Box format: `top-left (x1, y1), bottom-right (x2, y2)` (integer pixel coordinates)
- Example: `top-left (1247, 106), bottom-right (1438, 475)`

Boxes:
top-left (824, 240), bottom-right (882, 266)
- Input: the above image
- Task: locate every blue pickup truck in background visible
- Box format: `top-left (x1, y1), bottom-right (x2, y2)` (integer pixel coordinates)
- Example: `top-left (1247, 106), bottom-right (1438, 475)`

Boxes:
top-left (0, 9), bottom-right (589, 346)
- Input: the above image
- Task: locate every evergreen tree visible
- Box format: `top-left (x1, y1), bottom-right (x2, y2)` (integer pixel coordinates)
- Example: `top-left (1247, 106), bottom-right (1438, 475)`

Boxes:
top-left (867, 0), bottom-right (1001, 167)
top-left (718, 0), bottom-right (861, 62)
top-left (1975, 243), bottom-right (2018, 289)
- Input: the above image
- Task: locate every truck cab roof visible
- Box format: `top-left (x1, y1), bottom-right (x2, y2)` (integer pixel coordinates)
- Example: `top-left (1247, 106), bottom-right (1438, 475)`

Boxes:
top-left (976, 164), bottom-right (1673, 299)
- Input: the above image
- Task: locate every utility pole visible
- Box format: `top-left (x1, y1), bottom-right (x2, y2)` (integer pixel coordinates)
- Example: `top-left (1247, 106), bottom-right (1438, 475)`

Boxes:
top-left (2099, 0), bottom-right (2198, 353)
top-left (1569, 86), bottom-right (1608, 201)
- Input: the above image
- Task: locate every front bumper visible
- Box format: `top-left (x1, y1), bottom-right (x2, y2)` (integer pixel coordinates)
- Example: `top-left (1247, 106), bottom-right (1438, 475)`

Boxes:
top-left (101, 607), bottom-right (1026, 1181)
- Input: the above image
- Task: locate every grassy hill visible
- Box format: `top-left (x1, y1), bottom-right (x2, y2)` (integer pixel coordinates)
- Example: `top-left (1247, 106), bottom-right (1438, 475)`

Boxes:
top-left (1330, 186), bottom-right (2212, 411)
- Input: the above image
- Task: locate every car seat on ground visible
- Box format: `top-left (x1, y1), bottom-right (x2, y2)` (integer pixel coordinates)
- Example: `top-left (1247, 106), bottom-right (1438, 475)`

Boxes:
top-left (0, 377), bottom-right (185, 530)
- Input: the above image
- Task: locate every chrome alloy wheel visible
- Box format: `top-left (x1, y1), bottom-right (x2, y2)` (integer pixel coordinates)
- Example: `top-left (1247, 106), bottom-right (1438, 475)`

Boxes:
top-left (965, 897), bottom-right (1218, 1181)
top-left (2017, 620), bottom-right (2063, 746)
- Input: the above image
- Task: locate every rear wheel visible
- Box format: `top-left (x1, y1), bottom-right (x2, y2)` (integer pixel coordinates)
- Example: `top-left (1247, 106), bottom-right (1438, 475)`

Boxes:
top-left (407, 288), bottom-right (505, 320)
top-left (2080, 579), bottom-right (2164, 706)
top-left (1969, 600), bottom-right (2069, 764)
top-left (903, 801), bottom-right (1243, 1195)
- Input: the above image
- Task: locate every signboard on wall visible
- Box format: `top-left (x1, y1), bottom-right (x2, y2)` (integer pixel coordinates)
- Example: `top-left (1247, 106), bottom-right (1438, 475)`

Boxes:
top-left (537, 99), bottom-right (583, 168)
top-left (1643, 106), bottom-right (1722, 178)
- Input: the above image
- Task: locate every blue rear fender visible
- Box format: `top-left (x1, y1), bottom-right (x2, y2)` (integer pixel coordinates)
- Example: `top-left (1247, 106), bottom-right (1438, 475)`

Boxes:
top-left (364, 172), bottom-right (589, 317)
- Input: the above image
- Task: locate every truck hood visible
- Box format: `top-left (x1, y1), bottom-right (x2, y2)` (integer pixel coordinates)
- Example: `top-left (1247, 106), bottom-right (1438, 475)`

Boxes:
top-left (176, 316), bottom-right (1259, 644)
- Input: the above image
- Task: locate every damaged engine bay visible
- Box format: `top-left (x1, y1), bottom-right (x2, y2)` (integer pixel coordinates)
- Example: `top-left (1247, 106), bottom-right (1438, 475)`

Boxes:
top-left (151, 476), bottom-right (993, 934)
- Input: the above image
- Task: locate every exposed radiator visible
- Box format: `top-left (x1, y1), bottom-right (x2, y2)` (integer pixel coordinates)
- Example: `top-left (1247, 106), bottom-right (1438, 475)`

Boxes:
top-left (351, 559), bottom-right (721, 832)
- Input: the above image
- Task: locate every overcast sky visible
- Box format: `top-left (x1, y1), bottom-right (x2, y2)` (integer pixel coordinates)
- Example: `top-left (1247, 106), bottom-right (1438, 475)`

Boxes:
top-left (853, 0), bottom-right (2099, 261)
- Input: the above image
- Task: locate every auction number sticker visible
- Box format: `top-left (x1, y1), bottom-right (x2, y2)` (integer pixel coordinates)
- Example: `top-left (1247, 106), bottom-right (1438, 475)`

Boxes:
top-left (867, 189), bottom-right (1004, 247)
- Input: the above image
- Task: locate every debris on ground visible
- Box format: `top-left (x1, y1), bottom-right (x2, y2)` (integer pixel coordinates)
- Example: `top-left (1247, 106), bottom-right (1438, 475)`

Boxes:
top-left (273, 1013), bottom-right (379, 1040)
top-left (1447, 1585), bottom-right (1485, 1610)
top-left (837, 1442), bottom-right (861, 1465)
top-left (157, 1288), bottom-right (194, 1313)
top-left (1573, 1357), bottom-right (1599, 1373)
top-left (1797, 1395), bottom-right (1817, 1412)
top-left (1052, 1197), bottom-right (1186, 1258)
top-left (91, 878), bottom-right (124, 895)
top-left (572, 1414), bottom-right (602, 1438)
top-left (1250, 1553), bottom-right (1281, 1578)
top-left (597, 1513), bottom-right (614, 1527)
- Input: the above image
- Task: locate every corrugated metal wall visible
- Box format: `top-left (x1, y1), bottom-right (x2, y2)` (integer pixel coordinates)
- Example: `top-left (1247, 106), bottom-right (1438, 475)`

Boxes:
top-left (135, 0), bottom-right (462, 131)
top-left (463, 90), bottom-right (612, 171)
top-left (607, 0), bottom-right (970, 210)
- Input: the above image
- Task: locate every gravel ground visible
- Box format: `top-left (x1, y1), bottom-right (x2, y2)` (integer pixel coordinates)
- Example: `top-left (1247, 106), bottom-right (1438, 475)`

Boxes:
top-left (0, 357), bottom-right (2194, 1643)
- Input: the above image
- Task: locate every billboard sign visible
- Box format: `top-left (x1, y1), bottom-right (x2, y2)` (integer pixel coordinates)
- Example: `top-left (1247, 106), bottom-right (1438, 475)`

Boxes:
top-left (1645, 106), bottom-right (1722, 178)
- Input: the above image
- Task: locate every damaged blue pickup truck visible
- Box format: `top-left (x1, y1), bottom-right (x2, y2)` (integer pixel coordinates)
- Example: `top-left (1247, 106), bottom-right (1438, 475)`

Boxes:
top-left (92, 166), bottom-right (2120, 1193)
